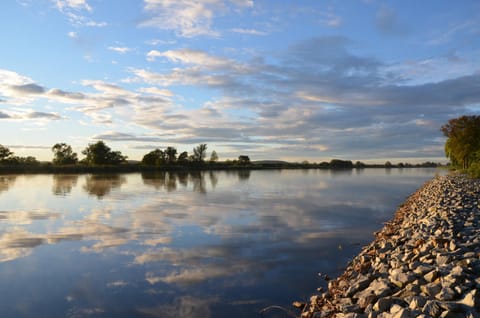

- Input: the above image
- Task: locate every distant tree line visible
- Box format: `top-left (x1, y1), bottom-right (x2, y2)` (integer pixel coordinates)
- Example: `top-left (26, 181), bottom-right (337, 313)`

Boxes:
top-left (0, 141), bottom-right (228, 169)
top-left (0, 140), bottom-right (442, 173)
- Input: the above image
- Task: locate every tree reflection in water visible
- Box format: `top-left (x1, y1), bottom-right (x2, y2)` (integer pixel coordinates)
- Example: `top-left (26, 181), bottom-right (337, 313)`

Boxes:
top-left (0, 175), bottom-right (17, 194)
top-left (83, 174), bottom-right (127, 199)
top-left (52, 174), bottom-right (79, 196)
top-left (141, 170), bottom-right (250, 194)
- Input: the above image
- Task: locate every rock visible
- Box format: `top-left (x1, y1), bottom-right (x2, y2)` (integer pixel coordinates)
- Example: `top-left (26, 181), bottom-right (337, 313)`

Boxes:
top-left (436, 254), bottom-right (452, 266)
top-left (424, 269), bottom-right (439, 282)
top-left (458, 289), bottom-right (479, 309)
top-left (374, 297), bottom-right (395, 312)
top-left (413, 264), bottom-right (434, 275)
top-left (440, 310), bottom-right (466, 318)
top-left (358, 293), bottom-right (378, 309)
top-left (369, 279), bottom-right (393, 298)
top-left (420, 282), bottom-right (442, 297)
top-left (299, 176), bottom-right (480, 318)
top-left (293, 301), bottom-right (307, 309)
top-left (391, 308), bottom-right (411, 318)
top-left (435, 287), bottom-right (456, 301)
top-left (389, 269), bottom-right (414, 288)
top-left (409, 296), bottom-right (426, 310)
top-left (422, 300), bottom-right (442, 318)
top-left (347, 276), bottom-right (372, 297)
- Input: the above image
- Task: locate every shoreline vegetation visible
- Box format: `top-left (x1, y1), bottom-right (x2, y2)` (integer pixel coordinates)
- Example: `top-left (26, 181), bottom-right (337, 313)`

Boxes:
top-left (0, 160), bottom-right (442, 174)
top-left (295, 174), bottom-right (480, 318)
top-left (0, 141), bottom-right (442, 174)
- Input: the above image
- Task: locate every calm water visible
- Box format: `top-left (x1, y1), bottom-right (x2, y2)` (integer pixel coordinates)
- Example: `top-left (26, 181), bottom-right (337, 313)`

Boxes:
top-left (0, 168), bottom-right (439, 318)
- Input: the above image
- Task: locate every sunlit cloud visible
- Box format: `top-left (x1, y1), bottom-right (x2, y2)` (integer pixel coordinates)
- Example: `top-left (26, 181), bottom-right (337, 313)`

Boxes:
top-left (54, 0), bottom-right (92, 12)
top-left (108, 46), bottom-right (133, 54)
top-left (140, 0), bottom-right (253, 38)
top-left (230, 28), bottom-right (267, 36)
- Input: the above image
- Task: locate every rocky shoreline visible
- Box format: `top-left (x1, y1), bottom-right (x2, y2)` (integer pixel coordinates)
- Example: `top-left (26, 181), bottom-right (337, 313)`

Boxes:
top-left (300, 175), bottom-right (480, 318)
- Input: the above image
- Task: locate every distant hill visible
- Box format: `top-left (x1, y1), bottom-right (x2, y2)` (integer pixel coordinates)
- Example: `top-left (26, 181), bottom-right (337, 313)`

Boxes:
top-left (252, 160), bottom-right (289, 165)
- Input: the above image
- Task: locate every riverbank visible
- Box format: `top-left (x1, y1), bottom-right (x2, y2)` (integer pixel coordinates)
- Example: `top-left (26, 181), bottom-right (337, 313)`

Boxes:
top-left (0, 162), bottom-right (443, 174)
top-left (300, 175), bottom-right (480, 318)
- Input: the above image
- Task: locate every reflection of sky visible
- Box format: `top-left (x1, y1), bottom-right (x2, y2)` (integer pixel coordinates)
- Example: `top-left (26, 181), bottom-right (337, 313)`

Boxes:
top-left (0, 169), bottom-right (439, 317)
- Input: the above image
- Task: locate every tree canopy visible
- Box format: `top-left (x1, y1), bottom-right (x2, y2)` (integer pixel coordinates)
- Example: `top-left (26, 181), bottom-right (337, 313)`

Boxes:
top-left (238, 155), bottom-right (250, 164)
top-left (142, 149), bottom-right (165, 165)
top-left (82, 141), bottom-right (127, 165)
top-left (441, 115), bottom-right (480, 169)
top-left (192, 144), bottom-right (207, 162)
top-left (0, 145), bottom-right (13, 162)
top-left (52, 143), bottom-right (78, 165)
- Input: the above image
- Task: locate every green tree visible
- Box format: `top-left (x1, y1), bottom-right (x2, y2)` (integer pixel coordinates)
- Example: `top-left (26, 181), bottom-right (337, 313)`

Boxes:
top-left (441, 115), bottom-right (480, 169)
top-left (165, 146), bottom-right (177, 164)
top-left (238, 155), bottom-right (250, 164)
top-left (210, 150), bottom-right (218, 163)
top-left (330, 159), bottom-right (353, 169)
top-left (142, 149), bottom-right (165, 165)
top-left (192, 144), bottom-right (207, 163)
top-left (0, 145), bottom-right (13, 162)
top-left (52, 143), bottom-right (78, 165)
top-left (178, 151), bottom-right (189, 163)
top-left (82, 141), bottom-right (127, 165)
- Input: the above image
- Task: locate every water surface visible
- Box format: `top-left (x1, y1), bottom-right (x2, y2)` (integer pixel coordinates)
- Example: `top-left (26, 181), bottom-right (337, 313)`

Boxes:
top-left (0, 168), bottom-right (439, 317)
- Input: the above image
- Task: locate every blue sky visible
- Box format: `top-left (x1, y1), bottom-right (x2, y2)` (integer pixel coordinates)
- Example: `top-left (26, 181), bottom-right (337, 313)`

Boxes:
top-left (1, 0), bottom-right (479, 162)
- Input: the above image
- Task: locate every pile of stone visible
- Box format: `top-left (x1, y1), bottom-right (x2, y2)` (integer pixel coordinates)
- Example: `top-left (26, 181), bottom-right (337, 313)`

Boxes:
top-left (301, 175), bottom-right (480, 318)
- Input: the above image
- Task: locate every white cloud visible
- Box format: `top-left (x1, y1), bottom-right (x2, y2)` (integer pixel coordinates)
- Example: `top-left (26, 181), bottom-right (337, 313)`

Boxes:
top-left (138, 87), bottom-right (174, 97)
top-left (52, 1), bottom-right (107, 27)
top-left (54, 0), bottom-right (92, 12)
top-left (140, 0), bottom-right (254, 38)
top-left (147, 49), bottom-right (233, 69)
top-left (108, 46), bottom-right (132, 54)
top-left (231, 28), bottom-right (267, 36)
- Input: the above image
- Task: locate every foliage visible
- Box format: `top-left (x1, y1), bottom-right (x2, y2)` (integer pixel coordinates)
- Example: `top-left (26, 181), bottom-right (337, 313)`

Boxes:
top-left (441, 115), bottom-right (480, 169)
top-left (1, 156), bottom-right (39, 165)
top-left (0, 145), bottom-right (13, 162)
top-left (329, 159), bottom-right (353, 169)
top-left (238, 155), bottom-right (250, 164)
top-left (192, 144), bottom-right (207, 162)
top-left (178, 151), bottom-right (189, 163)
top-left (82, 141), bottom-right (127, 165)
top-left (52, 143), bottom-right (78, 165)
top-left (467, 161), bottom-right (480, 179)
top-left (165, 146), bottom-right (177, 164)
top-left (210, 150), bottom-right (218, 163)
top-left (142, 149), bottom-right (165, 165)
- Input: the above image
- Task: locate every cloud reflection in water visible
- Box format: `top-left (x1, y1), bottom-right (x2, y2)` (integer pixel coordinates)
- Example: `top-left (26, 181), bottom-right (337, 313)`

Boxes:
top-left (0, 169), bottom-right (439, 317)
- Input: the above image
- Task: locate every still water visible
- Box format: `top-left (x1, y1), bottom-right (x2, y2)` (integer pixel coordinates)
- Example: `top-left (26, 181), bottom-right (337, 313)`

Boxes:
top-left (0, 168), bottom-right (439, 318)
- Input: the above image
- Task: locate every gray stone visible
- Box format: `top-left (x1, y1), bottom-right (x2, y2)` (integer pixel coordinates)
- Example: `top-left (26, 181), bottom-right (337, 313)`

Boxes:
top-left (369, 279), bottom-right (393, 298)
top-left (347, 276), bottom-right (372, 297)
top-left (390, 304), bottom-right (403, 314)
top-left (413, 264), bottom-right (434, 275)
top-left (458, 289), bottom-right (479, 309)
top-left (436, 254), bottom-right (452, 266)
top-left (440, 310), bottom-right (466, 318)
top-left (373, 297), bottom-right (395, 312)
top-left (409, 296), bottom-right (426, 310)
top-left (423, 300), bottom-right (442, 318)
top-left (358, 293), bottom-right (378, 309)
top-left (420, 282), bottom-right (442, 297)
top-left (435, 287), bottom-right (456, 301)
top-left (392, 308), bottom-right (411, 318)
top-left (424, 269), bottom-right (440, 282)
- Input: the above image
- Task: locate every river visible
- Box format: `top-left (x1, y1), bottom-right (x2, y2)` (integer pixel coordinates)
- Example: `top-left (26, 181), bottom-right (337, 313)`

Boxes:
top-left (0, 168), bottom-right (440, 317)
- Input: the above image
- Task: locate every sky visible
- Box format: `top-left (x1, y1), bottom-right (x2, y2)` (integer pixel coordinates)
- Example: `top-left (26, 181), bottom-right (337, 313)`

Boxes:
top-left (1, 0), bottom-right (479, 163)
